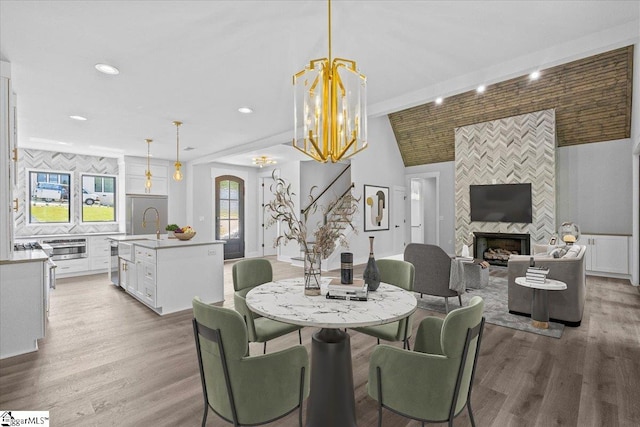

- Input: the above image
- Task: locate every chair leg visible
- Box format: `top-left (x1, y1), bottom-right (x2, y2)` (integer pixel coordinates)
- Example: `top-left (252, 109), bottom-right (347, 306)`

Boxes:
top-left (468, 401), bottom-right (477, 427)
top-left (444, 297), bottom-right (449, 313)
top-left (377, 338), bottom-right (380, 345)
top-left (263, 342), bottom-right (267, 354)
top-left (201, 405), bottom-right (208, 427)
top-left (420, 293), bottom-right (423, 298)
top-left (458, 294), bottom-right (463, 307)
top-left (298, 329), bottom-right (302, 345)
top-left (404, 339), bottom-right (411, 351)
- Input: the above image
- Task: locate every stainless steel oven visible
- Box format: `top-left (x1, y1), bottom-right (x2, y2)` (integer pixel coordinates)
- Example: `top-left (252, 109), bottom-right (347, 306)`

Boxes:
top-left (42, 238), bottom-right (88, 260)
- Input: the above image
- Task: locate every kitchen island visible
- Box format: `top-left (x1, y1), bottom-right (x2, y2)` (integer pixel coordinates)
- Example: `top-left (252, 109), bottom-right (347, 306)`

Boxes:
top-left (109, 235), bottom-right (225, 315)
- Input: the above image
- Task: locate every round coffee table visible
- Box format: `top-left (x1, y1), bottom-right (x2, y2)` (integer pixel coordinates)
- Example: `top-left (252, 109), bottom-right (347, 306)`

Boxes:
top-left (515, 277), bottom-right (567, 329)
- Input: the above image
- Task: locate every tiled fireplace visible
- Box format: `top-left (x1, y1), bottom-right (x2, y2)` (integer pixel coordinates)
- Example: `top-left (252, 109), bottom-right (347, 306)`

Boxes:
top-left (474, 232), bottom-right (530, 266)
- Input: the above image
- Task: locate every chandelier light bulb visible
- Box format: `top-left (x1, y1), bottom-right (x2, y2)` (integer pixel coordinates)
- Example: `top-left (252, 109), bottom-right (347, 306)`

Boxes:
top-left (173, 165), bottom-right (183, 181)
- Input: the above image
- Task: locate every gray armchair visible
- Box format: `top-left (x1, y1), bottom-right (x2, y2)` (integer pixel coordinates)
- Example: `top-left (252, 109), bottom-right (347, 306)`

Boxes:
top-left (233, 259), bottom-right (302, 354)
top-left (367, 296), bottom-right (485, 426)
top-left (404, 243), bottom-right (462, 313)
top-left (192, 297), bottom-right (309, 427)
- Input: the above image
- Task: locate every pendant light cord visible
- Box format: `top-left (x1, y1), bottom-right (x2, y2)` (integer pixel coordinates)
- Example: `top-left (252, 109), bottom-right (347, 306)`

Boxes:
top-left (328, 0), bottom-right (332, 62)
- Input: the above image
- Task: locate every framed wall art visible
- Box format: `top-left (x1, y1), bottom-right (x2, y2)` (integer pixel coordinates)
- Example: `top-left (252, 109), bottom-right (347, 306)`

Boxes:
top-left (363, 185), bottom-right (389, 231)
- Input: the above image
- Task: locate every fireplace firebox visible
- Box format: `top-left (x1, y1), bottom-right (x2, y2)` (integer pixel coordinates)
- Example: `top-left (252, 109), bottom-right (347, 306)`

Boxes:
top-left (473, 232), bottom-right (530, 266)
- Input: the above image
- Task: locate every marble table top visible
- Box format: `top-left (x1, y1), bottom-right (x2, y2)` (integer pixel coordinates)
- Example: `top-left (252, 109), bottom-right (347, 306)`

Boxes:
top-left (245, 278), bottom-right (417, 329)
top-left (515, 277), bottom-right (567, 290)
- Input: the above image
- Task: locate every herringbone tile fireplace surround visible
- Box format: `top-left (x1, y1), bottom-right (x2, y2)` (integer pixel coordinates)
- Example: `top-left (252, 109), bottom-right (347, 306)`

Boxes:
top-left (454, 109), bottom-right (557, 255)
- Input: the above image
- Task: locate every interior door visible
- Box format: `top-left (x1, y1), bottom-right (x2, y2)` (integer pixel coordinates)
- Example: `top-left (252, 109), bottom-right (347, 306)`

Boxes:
top-left (261, 177), bottom-right (277, 256)
top-left (392, 186), bottom-right (406, 254)
top-left (216, 175), bottom-right (245, 260)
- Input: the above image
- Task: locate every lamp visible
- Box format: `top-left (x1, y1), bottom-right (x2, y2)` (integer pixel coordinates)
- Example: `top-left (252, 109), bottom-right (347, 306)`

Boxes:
top-left (292, 0), bottom-right (367, 163)
top-left (172, 121), bottom-right (183, 181)
top-left (252, 156), bottom-right (277, 168)
top-left (144, 139), bottom-right (153, 192)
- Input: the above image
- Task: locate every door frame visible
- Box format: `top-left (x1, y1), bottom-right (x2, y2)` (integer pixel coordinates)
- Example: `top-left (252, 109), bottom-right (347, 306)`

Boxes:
top-left (405, 171), bottom-right (440, 246)
top-left (215, 175), bottom-right (245, 260)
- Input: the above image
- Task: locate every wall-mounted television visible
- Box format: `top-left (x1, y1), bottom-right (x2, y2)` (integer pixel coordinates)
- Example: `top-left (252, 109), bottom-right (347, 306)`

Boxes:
top-left (469, 183), bottom-right (532, 223)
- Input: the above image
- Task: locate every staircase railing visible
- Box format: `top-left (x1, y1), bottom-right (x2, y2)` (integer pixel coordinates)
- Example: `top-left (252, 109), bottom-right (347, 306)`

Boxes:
top-left (324, 182), bottom-right (356, 227)
top-left (301, 163), bottom-right (351, 216)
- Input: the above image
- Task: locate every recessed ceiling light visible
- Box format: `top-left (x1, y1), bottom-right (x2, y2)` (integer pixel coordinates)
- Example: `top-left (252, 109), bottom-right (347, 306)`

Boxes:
top-left (69, 115), bottom-right (87, 121)
top-left (238, 107), bottom-right (253, 114)
top-left (476, 85), bottom-right (486, 94)
top-left (435, 97), bottom-right (443, 105)
top-left (95, 63), bottom-right (120, 75)
top-left (530, 70), bottom-right (541, 80)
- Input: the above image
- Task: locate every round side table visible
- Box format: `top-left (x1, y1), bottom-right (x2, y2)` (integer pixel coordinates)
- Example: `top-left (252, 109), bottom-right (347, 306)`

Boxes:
top-left (514, 277), bottom-right (567, 329)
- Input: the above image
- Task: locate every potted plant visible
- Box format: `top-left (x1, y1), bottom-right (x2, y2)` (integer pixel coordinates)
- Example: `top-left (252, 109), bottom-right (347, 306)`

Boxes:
top-left (166, 224), bottom-right (179, 238)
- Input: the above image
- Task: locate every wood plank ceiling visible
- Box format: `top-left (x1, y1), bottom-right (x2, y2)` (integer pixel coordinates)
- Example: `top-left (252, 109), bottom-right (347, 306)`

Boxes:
top-left (389, 45), bottom-right (634, 167)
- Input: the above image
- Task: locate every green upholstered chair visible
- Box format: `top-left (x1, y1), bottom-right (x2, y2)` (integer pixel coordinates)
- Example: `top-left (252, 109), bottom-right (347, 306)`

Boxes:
top-left (367, 296), bottom-right (485, 427)
top-left (352, 259), bottom-right (416, 349)
top-left (233, 258), bottom-right (302, 354)
top-left (192, 297), bottom-right (309, 427)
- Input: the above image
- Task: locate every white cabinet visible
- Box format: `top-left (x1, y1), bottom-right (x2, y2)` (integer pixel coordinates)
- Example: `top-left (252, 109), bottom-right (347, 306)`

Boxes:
top-left (0, 260), bottom-right (46, 359)
top-left (580, 234), bottom-right (630, 275)
top-left (124, 158), bottom-right (169, 195)
top-left (133, 245), bottom-right (157, 307)
top-left (0, 61), bottom-right (17, 261)
top-left (121, 258), bottom-right (136, 292)
top-left (55, 258), bottom-right (90, 275)
top-left (89, 235), bottom-right (112, 271)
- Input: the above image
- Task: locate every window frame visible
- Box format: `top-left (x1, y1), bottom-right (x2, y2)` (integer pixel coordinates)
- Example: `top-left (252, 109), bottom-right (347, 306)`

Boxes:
top-left (80, 173), bottom-right (118, 224)
top-left (27, 168), bottom-right (73, 226)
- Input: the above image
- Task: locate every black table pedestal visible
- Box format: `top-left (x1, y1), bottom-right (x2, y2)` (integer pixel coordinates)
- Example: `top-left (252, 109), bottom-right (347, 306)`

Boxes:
top-left (306, 328), bottom-right (357, 427)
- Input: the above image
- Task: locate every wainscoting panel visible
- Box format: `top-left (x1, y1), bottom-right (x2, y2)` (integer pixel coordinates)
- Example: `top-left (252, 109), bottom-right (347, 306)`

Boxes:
top-left (454, 110), bottom-right (556, 254)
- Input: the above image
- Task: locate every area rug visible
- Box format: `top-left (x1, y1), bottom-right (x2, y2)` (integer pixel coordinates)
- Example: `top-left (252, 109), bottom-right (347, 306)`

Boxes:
top-left (415, 269), bottom-right (564, 339)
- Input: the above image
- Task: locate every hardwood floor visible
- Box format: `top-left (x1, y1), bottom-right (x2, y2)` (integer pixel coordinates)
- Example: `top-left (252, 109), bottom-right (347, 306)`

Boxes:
top-left (1, 258), bottom-right (639, 426)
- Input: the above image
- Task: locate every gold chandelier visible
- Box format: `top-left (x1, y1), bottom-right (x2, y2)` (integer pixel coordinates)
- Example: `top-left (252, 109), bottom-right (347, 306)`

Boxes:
top-left (292, 0), bottom-right (367, 163)
top-left (144, 138), bottom-right (153, 192)
top-left (252, 156), bottom-right (277, 168)
top-left (172, 121), bottom-right (183, 181)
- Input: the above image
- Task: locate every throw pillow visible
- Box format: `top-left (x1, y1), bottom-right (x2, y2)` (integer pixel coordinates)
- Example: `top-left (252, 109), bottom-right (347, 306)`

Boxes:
top-left (550, 247), bottom-right (568, 258)
top-left (562, 245), bottom-right (582, 258)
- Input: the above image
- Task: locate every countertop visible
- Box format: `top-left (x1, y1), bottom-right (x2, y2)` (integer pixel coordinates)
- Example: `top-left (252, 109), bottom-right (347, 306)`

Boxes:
top-left (0, 249), bottom-right (49, 265)
top-left (108, 234), bottom-right (225, 249)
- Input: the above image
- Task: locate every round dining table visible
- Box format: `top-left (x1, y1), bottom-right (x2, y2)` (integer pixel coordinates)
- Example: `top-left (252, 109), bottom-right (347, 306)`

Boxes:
top-left (246, 278), bottom-right (417, 427)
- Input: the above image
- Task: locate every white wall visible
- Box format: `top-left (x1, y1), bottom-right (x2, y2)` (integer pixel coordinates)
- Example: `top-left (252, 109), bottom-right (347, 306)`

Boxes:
top-left (348, 115), bottom-right (407, 264)
top-left (557, 139), bottom-right (633, 235)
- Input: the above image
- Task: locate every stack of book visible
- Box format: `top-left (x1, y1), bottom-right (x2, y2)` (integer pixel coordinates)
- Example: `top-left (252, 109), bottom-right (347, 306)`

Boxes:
top-left (326, 278), bottom-right (368, 301)
top-left (526, 266), bottom-right (549, 284)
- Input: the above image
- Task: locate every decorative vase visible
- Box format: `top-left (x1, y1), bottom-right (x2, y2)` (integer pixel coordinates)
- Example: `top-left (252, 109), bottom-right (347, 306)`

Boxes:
top-left (363, 236), bottom-right (381, 291)
top-left (341, 252), bottom-right (353, 284)
top-left (461, 244), bottom-right (470, 258)
top-left (304, 250), bottom-right (322, 296)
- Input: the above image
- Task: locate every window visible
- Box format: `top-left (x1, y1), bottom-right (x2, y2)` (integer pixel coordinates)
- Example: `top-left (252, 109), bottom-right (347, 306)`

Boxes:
top-left (81, 174), bottom-right (116, 222)
top-left (29, 170), bottom-right (71, 224)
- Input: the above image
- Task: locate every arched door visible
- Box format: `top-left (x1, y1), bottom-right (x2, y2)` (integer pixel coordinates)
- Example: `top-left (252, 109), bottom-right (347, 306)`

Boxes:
top-left (215, 175), bottom-right (245, 260)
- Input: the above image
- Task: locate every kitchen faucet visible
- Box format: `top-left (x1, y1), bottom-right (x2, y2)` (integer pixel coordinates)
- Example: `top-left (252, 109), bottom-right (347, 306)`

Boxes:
top-left (142, 207), bottom-right (161, 239)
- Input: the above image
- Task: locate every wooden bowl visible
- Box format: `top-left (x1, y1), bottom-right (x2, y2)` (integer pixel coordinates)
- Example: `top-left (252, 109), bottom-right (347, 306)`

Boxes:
top-left (174, 232), bottom-right (196, 241)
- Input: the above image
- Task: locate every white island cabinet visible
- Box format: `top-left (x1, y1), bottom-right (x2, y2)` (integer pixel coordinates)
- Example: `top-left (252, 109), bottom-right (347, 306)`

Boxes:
top-left (110, 236), bottom-right (224, 315)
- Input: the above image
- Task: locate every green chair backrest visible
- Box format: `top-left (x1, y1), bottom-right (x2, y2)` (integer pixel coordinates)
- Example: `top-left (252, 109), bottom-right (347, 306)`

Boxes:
top-left (377, 259), bottom-right (415, 291)
top-left (232, 258), bottom-right (273, 292)
top-left (192, 297), bottom-right (249, 421)
top-left (440, 295), bottom-right (484, 416)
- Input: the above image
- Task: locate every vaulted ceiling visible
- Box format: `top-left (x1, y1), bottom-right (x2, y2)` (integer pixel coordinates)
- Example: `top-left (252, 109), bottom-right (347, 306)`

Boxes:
top-left (389, 46), bottom-right (634, 166)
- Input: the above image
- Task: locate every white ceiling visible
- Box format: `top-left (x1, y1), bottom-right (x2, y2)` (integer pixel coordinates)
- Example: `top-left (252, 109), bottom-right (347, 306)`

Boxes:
top-left (1, 1), bottom-right (638, 167)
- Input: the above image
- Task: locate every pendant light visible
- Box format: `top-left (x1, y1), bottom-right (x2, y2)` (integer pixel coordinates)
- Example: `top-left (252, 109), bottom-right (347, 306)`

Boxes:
top-left (292, 0), bottom-right (367, 163)
top-left (172, 121), bottom-right (183, 181)
top-left (144, 139), bottom-right (153, 192)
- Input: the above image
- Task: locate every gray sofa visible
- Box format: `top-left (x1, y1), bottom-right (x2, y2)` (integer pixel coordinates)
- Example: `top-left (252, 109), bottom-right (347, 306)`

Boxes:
top-left (507, 245), bottom-right (586, 326)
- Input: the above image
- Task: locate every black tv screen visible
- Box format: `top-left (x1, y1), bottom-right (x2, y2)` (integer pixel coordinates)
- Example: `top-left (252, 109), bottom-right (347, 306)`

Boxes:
top-left (469, 183), bottom-right (532, 223)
